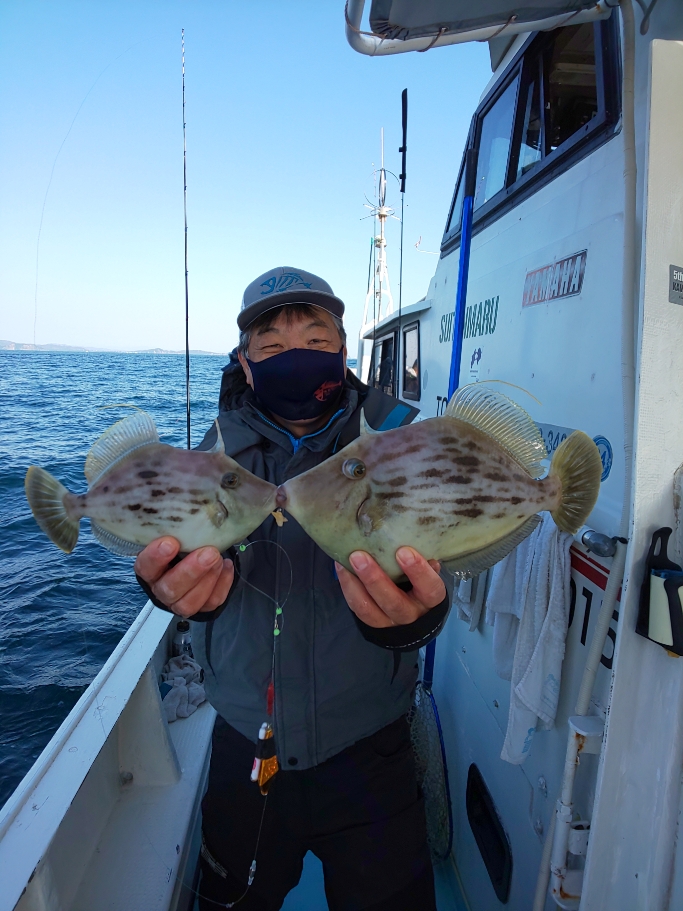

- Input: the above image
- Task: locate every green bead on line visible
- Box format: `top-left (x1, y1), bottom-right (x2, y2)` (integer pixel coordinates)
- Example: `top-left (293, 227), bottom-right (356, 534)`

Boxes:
top-left (273, 628), bottom-right (281, 637)
top-left (239, 544), bottom-right (247, 552)
top-left (275, 607), bottom-right (283, 615)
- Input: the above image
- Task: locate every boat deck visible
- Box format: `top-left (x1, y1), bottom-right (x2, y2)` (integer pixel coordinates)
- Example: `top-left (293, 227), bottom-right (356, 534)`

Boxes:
top-left (190, 850), bottom-right (469, 910)
top-left (283, 853), bottom-right (469, 911)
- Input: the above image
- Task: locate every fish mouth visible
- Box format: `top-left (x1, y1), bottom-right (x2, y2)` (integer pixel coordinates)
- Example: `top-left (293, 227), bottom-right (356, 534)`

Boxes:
top-left (275, 485), bottom-right (288, 509)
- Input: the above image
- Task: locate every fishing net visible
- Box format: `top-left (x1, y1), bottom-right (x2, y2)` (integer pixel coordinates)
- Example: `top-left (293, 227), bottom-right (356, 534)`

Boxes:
top-left (408, 679), bottom-right (453, 862)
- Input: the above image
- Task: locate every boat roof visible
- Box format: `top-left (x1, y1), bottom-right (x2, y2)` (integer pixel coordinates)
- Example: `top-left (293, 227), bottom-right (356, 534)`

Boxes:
top-left (345, 0), bottom-right (611, 55)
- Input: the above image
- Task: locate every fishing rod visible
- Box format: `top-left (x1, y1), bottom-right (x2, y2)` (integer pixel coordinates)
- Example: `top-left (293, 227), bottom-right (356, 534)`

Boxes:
top-left (182, 28), bottom-right (191, 450)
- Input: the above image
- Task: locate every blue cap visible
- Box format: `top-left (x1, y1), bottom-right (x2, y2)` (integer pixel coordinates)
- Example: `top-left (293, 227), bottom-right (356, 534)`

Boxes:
top-left (238, 266), bottom-right (345, 331)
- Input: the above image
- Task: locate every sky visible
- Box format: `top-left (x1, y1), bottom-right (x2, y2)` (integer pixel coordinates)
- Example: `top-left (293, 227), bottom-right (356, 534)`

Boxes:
top-left (0, 2), bottom-right (491, 354)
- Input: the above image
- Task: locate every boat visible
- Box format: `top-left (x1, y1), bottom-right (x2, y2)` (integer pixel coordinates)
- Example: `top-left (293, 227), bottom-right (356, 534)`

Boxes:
top-left (3, 1), bottom-right (683, 909)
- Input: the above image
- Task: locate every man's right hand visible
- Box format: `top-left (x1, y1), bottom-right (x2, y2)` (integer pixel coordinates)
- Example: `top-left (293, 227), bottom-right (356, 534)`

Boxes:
top-left (134, 537), bottom-right (235, 618)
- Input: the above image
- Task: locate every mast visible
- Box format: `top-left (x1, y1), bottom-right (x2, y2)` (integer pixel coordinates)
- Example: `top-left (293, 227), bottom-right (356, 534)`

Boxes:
top-left (361, 128), bottom-right (395, 337)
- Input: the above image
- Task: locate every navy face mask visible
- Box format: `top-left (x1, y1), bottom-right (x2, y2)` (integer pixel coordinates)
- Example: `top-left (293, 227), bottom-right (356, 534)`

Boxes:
top-left (247, 348), bottom-right (345, 421)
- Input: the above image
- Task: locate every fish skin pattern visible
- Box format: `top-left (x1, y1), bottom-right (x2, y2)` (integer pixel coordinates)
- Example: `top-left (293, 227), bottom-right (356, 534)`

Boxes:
top-left (281, 417), bottom-right (562, 581)
top-left (65, 443), bottom-right (277, 553)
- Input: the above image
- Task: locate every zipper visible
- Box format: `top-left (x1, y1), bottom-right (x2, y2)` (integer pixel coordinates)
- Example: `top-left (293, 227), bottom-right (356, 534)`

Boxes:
top-left (254, 407), bottom-right (346, 454)
top-left (255, 405), bottom-right (345, 766)
top-left (204, 619), bottom-right (215, 673)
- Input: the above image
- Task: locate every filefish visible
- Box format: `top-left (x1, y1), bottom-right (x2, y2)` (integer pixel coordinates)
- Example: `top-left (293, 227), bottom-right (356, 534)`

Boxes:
top-left (25, 411), bottom-right (277, 556)
top-left (279, 386), bottom-right (602, 580)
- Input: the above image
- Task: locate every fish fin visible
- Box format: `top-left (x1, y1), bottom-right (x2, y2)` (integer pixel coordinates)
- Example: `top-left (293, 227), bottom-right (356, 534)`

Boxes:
top-left (84, 411), bottom-right (159, 486)
top-left (90, 521), bottom-right (144, 557)
top-left (207, 501), bottom-right (228, 528)
top-left (549, 431), bottom-right (602, 533)
top-left (445, 385), bottom-right (547, 479)
top-left (25, 466), bottom-right (79, 553)
top-left (206, 419), bottom-right (225, 454)
top-left (442, 515), bottom-right (541, 579)
top-left (360, 409), bottom-right (381, 436)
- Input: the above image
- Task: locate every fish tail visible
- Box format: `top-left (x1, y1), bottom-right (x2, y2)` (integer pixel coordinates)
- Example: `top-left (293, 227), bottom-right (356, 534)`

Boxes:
top-left (25, 466), bottom-right (79, 553)
top-left (549, 432), bottom-right (602, 534)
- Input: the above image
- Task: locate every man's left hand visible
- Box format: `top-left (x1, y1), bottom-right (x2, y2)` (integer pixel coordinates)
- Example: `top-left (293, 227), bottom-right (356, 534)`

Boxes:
top-left (335, 547), bottom-right (446, 628)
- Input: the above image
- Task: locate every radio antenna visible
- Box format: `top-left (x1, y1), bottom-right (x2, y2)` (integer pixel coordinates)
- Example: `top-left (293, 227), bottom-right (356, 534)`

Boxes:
top-left (182, 28), bottom-right (191, 449)
top-left (397, 88), bottom-right (407, 386)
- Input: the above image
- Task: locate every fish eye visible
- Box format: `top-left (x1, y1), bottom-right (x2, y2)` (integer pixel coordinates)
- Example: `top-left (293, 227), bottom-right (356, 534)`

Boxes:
top-left (221, 472), bottom-right (240, 490)
top-left (342, 459), bottom-right (366, 480)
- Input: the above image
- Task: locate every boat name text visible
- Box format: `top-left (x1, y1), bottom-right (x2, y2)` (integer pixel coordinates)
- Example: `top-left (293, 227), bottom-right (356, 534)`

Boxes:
top-left (439, 296), bottom-right (499, 344)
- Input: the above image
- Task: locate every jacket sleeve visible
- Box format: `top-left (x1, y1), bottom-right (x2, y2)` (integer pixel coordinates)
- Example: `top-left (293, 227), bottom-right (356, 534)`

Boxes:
top-left (352, 568), bottom-right (453, 652)
top-left (134, 548), bottom-right (240, 622)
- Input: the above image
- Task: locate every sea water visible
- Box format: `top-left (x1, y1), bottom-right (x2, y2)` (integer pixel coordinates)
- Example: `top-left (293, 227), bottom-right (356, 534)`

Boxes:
top-left (0, 351), bottom-right (225, 807)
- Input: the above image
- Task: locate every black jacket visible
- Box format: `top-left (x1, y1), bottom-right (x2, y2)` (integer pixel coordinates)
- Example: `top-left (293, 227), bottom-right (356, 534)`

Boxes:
top-left (146, 359), bottom-right (451, 769)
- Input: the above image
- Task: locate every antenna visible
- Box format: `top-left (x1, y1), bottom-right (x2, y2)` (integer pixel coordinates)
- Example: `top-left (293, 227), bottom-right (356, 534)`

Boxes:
top-left (360, 131), bottom-right (395, 335)
top-left (397, 88), bottom-right (407, 394)
top-left (182, 29), bottom-right (191, 450)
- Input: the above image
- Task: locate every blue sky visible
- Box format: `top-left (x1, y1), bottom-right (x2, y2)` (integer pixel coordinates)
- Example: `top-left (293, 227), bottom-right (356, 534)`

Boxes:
top-left (1, 2), bottom-right (491, 354)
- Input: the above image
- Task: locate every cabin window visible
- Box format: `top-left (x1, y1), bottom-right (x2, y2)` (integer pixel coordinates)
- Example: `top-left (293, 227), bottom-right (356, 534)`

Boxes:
top-left (445, 159), bottom-right (465, 235)
top-left (441, 16), bottom-right (619, 252)
top-left (516, 64), bottom-right (543, 180)
top-left (402, 323), bottom-right (420, 401)
top-left (473, 75), bottom-right (519, 210)
top-left (369, 333), bottom-right (396, 396)
top-left (545, 25), bottom-right (598, 153)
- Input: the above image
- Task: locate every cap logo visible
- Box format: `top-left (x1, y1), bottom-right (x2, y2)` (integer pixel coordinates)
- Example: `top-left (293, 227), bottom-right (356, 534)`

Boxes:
top-left (260, 272), bottom-right (313, 296)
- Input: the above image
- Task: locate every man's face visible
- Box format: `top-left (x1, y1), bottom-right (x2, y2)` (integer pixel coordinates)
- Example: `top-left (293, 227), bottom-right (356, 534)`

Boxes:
top-left (238, 307), bottom-right (346, 388)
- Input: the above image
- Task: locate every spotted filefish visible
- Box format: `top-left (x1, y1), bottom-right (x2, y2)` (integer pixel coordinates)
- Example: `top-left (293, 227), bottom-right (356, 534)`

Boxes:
top-left (25, 411), bottom-right (277, 556)
top-left (279, 386), bottom-right (602, 581)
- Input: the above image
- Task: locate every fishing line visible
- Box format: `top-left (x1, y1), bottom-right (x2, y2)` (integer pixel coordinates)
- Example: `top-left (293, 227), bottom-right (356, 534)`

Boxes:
top-left (135, 534), bottom-right (293, 908)
top-left (32, 40), bottom-right (143, 347)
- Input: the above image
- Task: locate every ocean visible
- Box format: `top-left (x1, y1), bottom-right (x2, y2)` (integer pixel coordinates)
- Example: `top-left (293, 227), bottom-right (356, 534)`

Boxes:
top-left (0, 351), bottom-right (226, 808)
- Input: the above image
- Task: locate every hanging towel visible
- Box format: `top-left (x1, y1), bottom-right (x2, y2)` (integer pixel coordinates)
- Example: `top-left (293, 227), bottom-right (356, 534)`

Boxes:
top-left (486, 513), bottom-right (573, 764)
top-left (160, 655), bottom-right (206, 723)
top-left (454, 571), bottom-right (488, 632)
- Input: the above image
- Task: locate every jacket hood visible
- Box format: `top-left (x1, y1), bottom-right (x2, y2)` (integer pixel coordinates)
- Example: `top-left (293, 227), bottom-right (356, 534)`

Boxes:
top-left (219, 349), bottom-right (251, 412)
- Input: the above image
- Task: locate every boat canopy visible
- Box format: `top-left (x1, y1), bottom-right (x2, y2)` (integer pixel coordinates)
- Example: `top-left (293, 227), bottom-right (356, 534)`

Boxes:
top-left (345, 0), bottom-right (612, 55)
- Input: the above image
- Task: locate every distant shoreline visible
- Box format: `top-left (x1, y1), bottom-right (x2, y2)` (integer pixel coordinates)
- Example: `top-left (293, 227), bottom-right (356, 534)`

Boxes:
top-left (0, 340), bottom-right (228, 356)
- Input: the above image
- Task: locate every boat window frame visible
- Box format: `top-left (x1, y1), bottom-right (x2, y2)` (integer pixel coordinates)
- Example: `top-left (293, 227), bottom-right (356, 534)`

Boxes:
top-left (472, 69), bottom-right (522, 212)
top-left (401, 321), bottom-right (421, 402)
top-left (367, 330), bottom-right (398, 398)
top-left (441, 15), bottom-right (620, 256)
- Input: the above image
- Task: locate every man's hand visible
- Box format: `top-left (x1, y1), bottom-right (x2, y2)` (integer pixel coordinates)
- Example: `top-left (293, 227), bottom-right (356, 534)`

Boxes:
top-left (134, 537), bottom-right (235, 618)
top-left (335, 546), bottom-right (446, 629)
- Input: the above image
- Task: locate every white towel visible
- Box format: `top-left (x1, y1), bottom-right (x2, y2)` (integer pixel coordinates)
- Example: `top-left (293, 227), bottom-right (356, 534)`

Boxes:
top-left (160, 655), bottom-right (206, 723)
top-left (453, 571), bottom-right (488, 632)
top-left (486, 513), bottom-right (573, 764)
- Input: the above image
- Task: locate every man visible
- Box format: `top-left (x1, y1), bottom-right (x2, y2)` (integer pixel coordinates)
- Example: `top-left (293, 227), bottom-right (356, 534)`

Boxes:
top-left (135, 267), bottom-right (451, 911)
